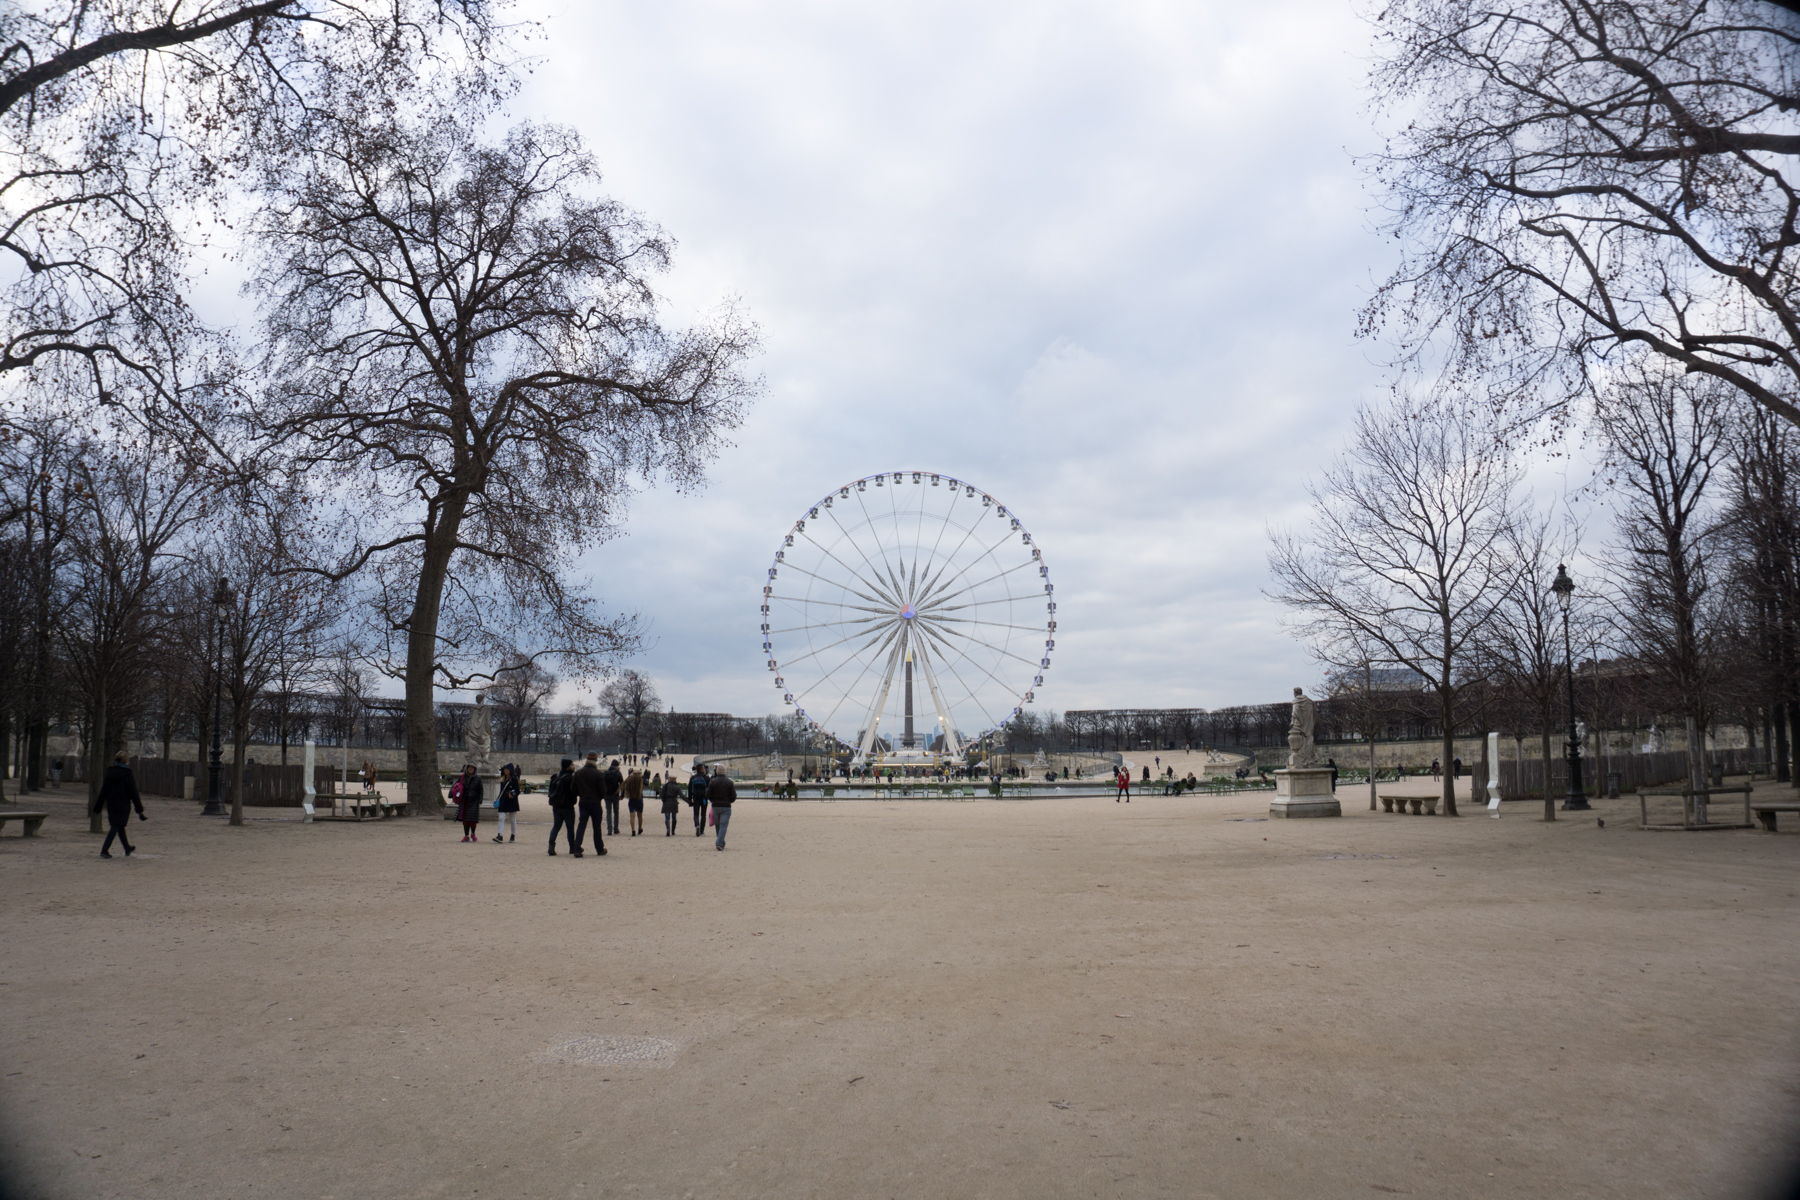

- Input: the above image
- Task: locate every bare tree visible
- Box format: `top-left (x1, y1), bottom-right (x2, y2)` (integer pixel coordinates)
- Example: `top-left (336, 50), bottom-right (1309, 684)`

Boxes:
top-left (56, 435), bottom-right (208, 827)
top-left (486, 651), bottom-right (558, 750)
top-left (1365, 0), bottom-right (1800, 430)
top-left (600, 670), bottom-right (660, 755)
top-left (252, 117), bottom-right (759, 814)
top-left (1484, 508), bottom-right (1588, 819)
top-left (1717, 405), bottom-right (1800, 779)
top-left (1269, 398), bottom-right (1522, 816)
top-left (209, 498), bottom-right (343, 824)
top-left (0, 1), bottom-right (513, 446)
top-left (1595, 365), bottom-right (1734, 793)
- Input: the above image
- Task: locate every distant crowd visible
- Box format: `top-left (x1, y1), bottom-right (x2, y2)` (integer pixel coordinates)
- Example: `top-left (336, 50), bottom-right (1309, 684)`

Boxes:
top-left (449, 753), bottom-right (738, 853)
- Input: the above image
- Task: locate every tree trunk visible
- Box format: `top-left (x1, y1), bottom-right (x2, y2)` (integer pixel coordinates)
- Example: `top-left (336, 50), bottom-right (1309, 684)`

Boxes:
top-left (86, 696), bottom-right (107, 834)
top-left (229, 718), bottom-right (248, 826)
top-left (1776, 701), bottom-right (1791, 784)
top-left (403, 502), bottom-right (467, 817)
top-left (1440, 689), bottom-right (1458, 817)
top-left (24, 717), bottom-right (45, 792)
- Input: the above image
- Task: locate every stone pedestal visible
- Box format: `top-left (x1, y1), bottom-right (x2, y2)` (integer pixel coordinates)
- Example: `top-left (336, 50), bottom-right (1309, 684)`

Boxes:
top-left (1271, 767), bottom-right (1341, 818)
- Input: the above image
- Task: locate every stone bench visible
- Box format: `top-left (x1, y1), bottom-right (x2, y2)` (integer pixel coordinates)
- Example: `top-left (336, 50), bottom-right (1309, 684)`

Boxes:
top-left (0, 811), bottom-right (48, 837)
top-left (1379, 795), bottom-right (1439, 816)
top-left (1751, 800), bottom-right (1800, 833)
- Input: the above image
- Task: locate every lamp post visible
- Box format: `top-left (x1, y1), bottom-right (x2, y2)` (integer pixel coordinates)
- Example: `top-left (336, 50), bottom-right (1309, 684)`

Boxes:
top-left (201, 576), bottom-right (233, 817)
top-left (1551, 564), bottom-right (1589, 811)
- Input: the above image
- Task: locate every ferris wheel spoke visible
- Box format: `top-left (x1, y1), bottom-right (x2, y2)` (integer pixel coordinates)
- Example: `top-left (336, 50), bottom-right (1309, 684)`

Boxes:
top-left (915, 616), bottom-right (1036, 687)
top-left (779, 555), bottom-right (896, 609)
top-left (796, 528), bottom-right (901, 608)
top-left (779, 618), bottom-right (900, 673)
top-left (767, 595), bottom-right (897, 617)
top-left (922, 591), bottom-right (1045, 617)
top-left (850, 487), bottom-right (910, 596)
top-left (912, 509), bottom-right (992, 603)
top-left (797, 623), bottom-right (901, 718)
top-left (768, 615), bottom-right (885, 636)
top-left (916, 632), bottom-right (1005, 736)
top-left (925, 614), bottom-right (1046, 635)
top-left (914, 615), bottom-right (1042, 671)
top-left (822, 503), bottom-right (905, 607)
top-left (916, 555), bottom-right (1038, 614)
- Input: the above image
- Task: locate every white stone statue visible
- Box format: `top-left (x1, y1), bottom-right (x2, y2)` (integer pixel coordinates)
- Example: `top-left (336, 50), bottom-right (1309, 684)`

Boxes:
top-left (766, 750), bottom-right (785, 770)
top-left (466, 694), bottom-right (493, 768)
top-left (1031, 748), bottom-right (1049, 768)
top-left (1287, 686), bottom-right (1320, 769)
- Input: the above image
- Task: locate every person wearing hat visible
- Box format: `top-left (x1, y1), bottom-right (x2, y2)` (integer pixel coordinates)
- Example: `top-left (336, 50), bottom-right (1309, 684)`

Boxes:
top-left (546, 758), bottom-right (577, 855)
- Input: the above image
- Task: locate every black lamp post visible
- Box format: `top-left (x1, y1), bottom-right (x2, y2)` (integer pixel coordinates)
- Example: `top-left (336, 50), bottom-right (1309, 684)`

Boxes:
top-left (201, 576), bottom-right (232, 817)
top-left (1551, 564), bottom-right (1589, 811)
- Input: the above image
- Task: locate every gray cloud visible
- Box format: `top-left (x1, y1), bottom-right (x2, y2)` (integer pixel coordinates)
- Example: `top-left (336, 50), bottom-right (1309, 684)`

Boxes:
top-left (446, 2), bottom-right (1401, 715)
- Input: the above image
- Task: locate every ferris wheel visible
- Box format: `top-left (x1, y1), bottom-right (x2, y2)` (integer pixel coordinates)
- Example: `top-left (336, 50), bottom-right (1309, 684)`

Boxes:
top-left (759, 471), bottom-right (1055, 762)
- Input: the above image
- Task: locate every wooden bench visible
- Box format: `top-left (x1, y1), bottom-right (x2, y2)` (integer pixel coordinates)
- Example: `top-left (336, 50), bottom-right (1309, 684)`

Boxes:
top-left (1751, 800), bottom-right (1800, 832)
top-left (0, 811), bottom-right (48, 837)
top-left (1380, 795), bottom-right (1438, 815)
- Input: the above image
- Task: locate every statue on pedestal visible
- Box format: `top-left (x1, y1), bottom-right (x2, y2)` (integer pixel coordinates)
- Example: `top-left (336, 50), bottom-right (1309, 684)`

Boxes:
top-left (466, 694), bottom-right (493, 770)
top-left (1287, 687), bottom-right (1320, 769)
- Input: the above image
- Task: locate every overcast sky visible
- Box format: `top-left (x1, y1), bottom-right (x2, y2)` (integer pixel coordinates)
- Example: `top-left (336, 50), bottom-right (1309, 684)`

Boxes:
top-left (487, 0), bottom-right (1407, 722)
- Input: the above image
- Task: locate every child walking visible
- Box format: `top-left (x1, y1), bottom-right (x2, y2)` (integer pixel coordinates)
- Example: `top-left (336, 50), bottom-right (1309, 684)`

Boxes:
top-left (492, 763), bottom-right (520, 843)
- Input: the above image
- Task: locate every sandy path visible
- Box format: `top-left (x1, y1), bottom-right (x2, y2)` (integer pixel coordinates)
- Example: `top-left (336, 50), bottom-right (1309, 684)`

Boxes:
top-left (2, 786), bottom-right (1797, 1199)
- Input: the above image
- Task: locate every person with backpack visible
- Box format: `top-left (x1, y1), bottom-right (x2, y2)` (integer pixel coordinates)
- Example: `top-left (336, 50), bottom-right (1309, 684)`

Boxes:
top-left (452, 764), bottom-right (483, 841)
top-left (658, 773), bottom-right (683, 836)
top-left (688, 764), bottom-right (710, 836)
top-left (707, 766), bottom-right (737, 850)
top-left (546, 758), bottom-right (576, 855)
top-left (492, 763), bottom-right (521, 843)
top-left (93, 751), bottom-right (146, 858)
top-left (602, 758), bottom-right (625, 836)
top-left (572, 753), bottom-right (607, 857)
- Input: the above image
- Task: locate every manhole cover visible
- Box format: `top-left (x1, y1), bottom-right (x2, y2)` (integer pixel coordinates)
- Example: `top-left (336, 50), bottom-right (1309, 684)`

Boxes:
top-left (1224, 818), bottom-right (1267, 823)
top-left (532, 1036), bottom-right (681, 1068)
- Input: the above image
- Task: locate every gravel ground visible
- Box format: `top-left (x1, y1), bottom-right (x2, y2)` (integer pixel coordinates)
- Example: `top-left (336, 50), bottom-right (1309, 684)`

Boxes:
top-left (2, 783), bottom-right (1797, 1200)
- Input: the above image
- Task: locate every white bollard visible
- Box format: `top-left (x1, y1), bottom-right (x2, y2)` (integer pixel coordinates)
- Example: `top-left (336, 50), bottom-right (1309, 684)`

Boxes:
top-left (302, 740), bottom-right (316, 823)
top-left (1485, 731), bottom-right (1502, 818)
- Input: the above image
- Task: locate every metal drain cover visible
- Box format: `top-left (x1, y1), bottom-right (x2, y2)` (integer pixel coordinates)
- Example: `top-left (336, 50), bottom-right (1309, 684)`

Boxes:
top-left (532, 1036), bottom-right (680, 1068)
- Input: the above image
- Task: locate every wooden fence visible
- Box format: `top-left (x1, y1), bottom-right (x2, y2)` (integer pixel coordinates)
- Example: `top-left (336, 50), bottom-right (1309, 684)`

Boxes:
top-left (1495, 747), bottom-right (1758, 799)
top-left (127, 756), bottom-right (307, 805)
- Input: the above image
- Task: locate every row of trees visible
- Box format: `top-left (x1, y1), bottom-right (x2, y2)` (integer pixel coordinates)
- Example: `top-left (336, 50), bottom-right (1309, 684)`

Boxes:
top-left (1308, 0), bottom-right (1800, 816)
top-left (1270, 376), bottom-right (1798, 817)
top-left (1, 4), bottom-right (759, 814)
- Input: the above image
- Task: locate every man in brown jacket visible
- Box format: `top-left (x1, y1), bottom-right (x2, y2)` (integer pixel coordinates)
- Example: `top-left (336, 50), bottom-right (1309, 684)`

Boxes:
top-left (571, 753), bottom-right (608, 857)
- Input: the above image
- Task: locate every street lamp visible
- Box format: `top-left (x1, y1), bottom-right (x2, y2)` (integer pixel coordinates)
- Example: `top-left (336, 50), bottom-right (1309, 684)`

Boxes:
top-left (201, 576), bottom-right (232, 817)
top-left (1551, 564), bottom-right (1588, 811)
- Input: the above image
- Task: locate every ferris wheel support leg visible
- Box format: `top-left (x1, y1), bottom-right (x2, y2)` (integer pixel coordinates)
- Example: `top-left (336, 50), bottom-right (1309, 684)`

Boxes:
top-left (912, 641), bottom-right (963, 758)
top-left (857, 634), bottom-right (906, 763)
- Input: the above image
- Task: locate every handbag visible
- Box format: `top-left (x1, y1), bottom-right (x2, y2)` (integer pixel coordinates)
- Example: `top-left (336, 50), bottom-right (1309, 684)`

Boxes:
top-left (709, 808), bottom-right (718, 827)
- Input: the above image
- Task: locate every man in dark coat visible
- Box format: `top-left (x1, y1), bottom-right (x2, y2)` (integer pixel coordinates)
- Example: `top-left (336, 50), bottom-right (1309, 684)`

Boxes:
top-left (602, 758), bottom-right (625, 836)
top-left (546, 758), bottom-right (577, 856)
top-left (93, 751), bottom-right (146, 858)
top-left (707, 768), bottom-right (737, 851)
top-left (571, 753), bottom-right (607, 857)
top-left (687, 763), bottom-right (710, 837)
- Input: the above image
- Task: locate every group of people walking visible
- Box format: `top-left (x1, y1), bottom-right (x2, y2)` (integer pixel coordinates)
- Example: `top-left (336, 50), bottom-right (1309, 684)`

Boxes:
top-left (453, 754), bottom-right (739, 854)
